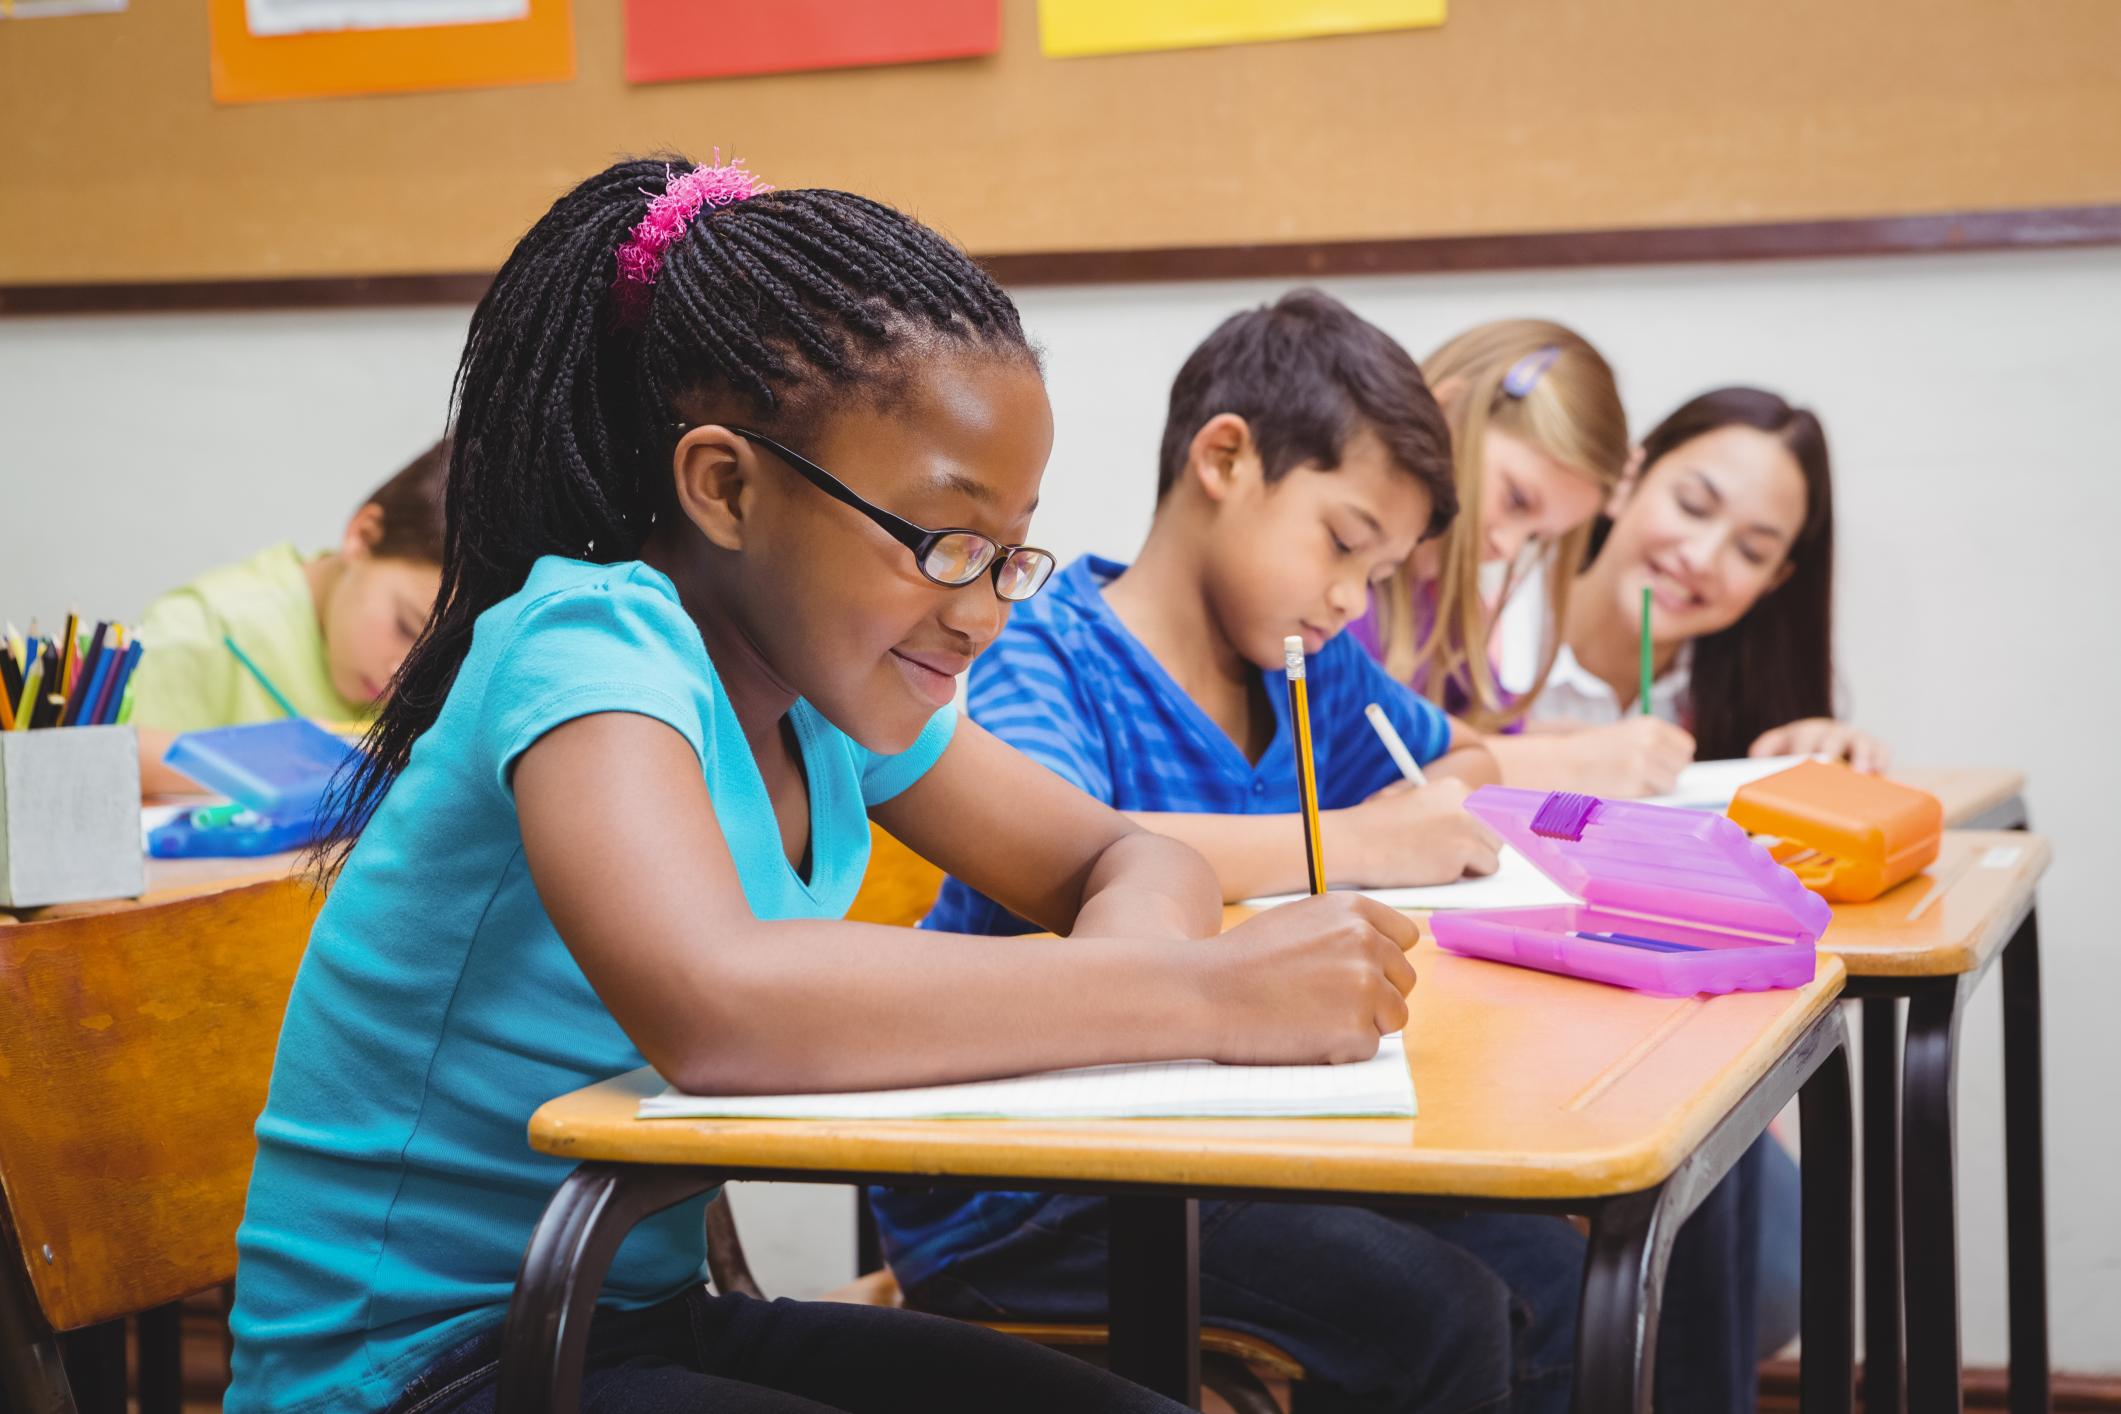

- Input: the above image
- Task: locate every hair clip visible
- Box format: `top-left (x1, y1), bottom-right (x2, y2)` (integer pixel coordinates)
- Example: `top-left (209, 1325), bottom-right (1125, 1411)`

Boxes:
top-left (612, 152), bottom-right (773, 325)
top-left (1501, 345), bottom-right (1563, 399)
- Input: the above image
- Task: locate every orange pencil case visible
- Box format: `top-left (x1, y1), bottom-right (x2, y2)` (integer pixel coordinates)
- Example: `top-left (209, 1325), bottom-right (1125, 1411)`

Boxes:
top-left (1726, 760), bottom-right (1942, 903)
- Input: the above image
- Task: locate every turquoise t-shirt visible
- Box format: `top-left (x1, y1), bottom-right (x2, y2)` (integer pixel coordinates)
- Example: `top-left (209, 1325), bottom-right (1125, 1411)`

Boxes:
top-left (226, 557), bottom-right (955, 1414)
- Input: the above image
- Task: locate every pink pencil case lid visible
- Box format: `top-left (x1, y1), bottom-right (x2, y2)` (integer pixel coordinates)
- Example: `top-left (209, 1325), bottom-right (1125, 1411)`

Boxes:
top-left (1429, 787), bottom-right (1830, 997)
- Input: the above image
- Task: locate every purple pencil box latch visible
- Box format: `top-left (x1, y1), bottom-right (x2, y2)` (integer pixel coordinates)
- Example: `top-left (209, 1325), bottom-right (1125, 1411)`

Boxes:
top-left (1429, 786), bottom-right (1831, 997)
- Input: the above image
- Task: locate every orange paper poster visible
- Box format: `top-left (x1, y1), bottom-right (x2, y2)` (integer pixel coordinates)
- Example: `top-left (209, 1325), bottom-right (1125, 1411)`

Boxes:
top-left (209, 0), bottom-right (573, 104)
top-left (1039, 0), bottom-right (1443, 58)
top-left (625, 0), bottom-right (998, 84)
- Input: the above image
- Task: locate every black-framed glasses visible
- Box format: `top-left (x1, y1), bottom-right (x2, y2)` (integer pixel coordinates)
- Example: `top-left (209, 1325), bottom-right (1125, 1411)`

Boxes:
top-left (729, 428), bottom-right (1056, 601)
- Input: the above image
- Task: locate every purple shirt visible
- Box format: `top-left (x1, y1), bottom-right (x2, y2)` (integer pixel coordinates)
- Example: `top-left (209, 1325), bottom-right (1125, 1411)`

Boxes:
top-left (1350, 585), bottom-right (1524, 730)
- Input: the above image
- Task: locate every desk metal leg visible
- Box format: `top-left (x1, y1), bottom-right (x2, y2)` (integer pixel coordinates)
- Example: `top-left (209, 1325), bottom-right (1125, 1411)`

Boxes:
top-left (1802, 1029), bottom-right (1857, 1414)
top-left (1575, 1005), bottom-right (1851, 1414)
top-left (135, 1302), bottom-right (183, 1414)
top-left (1575, 1184), bottom-right (1674, 1413)
top-left (1107, 1194), bottom-right (1200, 1408)
top-left (56, 1320), bottom-right (124, 1414)
top-left (855, 1187), bottom-right (885, 1276)
top-left (499, 1164), bottom-right (722, 1414)
top-left (1862, 997), bottom-right (1906, 1414)
top-left (1903, 976), bottom-right (1969, 1414)
top-left (0, 1243), bottom-right (73, 1414)
top-left (2001, 910), bottom-right (2050, 1414)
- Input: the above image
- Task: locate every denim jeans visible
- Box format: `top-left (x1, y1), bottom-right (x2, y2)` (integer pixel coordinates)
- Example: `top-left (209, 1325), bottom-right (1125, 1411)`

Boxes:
top-left (382, 1285), bottom-right (1191, 1413)
top-left (1652, 1134), bottom-right (1775, 1412)
top-left (893, 1143), bottom-right (1777, 1414)
top-left (1754, 1134), bottom-right (1803, 1357)
top-left (902, 1197), bottom-right (1584, 1414)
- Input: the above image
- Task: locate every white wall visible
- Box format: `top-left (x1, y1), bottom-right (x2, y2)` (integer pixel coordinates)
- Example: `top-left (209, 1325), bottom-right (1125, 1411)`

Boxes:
top-left (3, 244), bottom-right (2115, 1370)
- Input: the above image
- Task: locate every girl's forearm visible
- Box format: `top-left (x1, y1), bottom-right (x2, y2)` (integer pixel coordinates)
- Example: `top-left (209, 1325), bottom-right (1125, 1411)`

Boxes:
top-left (658, 921), bottom-right (1226, 1095)
top-left (1069, 827), bottom-right (1223, 941)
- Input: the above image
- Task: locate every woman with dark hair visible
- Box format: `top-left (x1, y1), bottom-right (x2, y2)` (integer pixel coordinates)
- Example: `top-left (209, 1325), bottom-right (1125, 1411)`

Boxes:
top-left (1524, 385), bottom-right (1888, 770)
top-left (1511, 386), bottom-right (1886, 1370)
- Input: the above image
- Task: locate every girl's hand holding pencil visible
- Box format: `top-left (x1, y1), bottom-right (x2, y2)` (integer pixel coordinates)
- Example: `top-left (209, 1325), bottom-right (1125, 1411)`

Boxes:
top-left (1211, 894), bottom-right (1420, 1064)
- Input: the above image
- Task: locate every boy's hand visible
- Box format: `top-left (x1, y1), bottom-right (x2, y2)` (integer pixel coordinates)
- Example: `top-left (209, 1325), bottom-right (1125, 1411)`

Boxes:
top-left (1567, 717), bottom-right (1695, 797)
top-left (1210, 894), bottom-right (1418, 1064)
top-left (1336, 778), bottom-right (1501, 885)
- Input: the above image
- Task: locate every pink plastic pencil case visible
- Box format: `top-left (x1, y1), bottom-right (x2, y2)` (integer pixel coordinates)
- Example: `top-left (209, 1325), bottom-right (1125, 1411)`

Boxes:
top-left (1429, 787), bottom-right (1830, 997)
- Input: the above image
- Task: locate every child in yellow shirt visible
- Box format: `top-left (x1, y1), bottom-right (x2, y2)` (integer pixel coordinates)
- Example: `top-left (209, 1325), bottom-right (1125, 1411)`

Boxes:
top-left (129, 439), bottom-right (446, 792)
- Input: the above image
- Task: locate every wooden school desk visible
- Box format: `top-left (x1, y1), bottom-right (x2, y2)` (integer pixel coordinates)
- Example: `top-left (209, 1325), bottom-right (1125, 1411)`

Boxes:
top-left (1892, 767), bottom-right (2029, 833)
top-left (0, 828), bottom-right (309, 1414)
top-left (1822, 830), bottom-right (2051, 1414)
top-left (503, 932), bottom-right (1855, 1414)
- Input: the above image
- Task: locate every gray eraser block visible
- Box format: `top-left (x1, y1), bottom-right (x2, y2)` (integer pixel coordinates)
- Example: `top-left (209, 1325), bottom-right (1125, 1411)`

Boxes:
top-left (0, 726), bottom-right (147, 908)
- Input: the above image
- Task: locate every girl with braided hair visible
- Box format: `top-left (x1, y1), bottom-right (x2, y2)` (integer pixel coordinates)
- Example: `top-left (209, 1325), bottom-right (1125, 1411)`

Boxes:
top-left (226, 156), bottom-right (1420, 1414)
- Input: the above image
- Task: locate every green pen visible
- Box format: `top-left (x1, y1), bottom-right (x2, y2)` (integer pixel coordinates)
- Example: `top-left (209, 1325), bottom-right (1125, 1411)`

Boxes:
top-left (1637, 585), bottom-right (1654, 720)
top-left (223, 633), bottom-right (302, 719)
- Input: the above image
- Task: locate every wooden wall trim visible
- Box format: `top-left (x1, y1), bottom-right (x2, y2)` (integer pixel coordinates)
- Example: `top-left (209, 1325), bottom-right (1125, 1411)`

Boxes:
top-left (984, 204), bottom-right (2121, 287)
top-left (5, 205), bottom-right (2118, 318)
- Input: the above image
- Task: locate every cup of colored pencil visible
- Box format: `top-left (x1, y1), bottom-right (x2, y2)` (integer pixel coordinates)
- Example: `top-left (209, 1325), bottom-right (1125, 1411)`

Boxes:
top-left (2, 615), bottom-right (145, 732)
top-left (0, 613), bottom-right (148, 907)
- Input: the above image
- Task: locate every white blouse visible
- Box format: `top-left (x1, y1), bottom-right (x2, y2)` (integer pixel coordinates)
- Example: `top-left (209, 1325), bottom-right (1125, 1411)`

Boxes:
top-left (1494, 567), bottom-right (1691, 729)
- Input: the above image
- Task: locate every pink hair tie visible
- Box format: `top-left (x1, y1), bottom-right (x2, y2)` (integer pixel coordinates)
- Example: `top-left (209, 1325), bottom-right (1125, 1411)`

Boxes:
top-left (612, 155), bottom-right (772, 324)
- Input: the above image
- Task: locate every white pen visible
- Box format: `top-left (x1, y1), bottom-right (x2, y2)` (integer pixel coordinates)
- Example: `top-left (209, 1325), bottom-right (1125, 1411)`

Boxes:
top-left (1363, 702), bottom-right (1428, 786)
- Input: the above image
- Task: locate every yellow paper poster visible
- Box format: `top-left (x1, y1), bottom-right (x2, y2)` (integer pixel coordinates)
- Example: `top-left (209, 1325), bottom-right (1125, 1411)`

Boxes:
top-left (1039, 0), bottom-right (1443, 58)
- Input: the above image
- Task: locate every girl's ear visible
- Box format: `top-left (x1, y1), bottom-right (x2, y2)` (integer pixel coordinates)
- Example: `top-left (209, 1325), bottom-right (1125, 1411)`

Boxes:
top-left (1763, 557), bottom-right (1798, 597)
top-left (1605, 445), bottom-right (1647, 517)
top-left (1428, 374), bottom-right (1469, 416)
top-left (1187, 412), bottom-right (1257, 504)
top-left (339, 501), bottom-right (387, 560)
top-left (670, 426), bottom-right (753, 552)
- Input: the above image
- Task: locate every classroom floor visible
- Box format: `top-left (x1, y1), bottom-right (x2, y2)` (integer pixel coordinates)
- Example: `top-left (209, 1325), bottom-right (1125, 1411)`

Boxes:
top-left (142, 1305), bottom-right (2110, 1412)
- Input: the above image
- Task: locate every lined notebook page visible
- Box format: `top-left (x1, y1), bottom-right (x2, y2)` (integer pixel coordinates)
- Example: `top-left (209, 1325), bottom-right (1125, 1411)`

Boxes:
top-left (639, 1035), bottom-right (1414, 1121)
top-left (1246, 846), bottom-right (1570, 912)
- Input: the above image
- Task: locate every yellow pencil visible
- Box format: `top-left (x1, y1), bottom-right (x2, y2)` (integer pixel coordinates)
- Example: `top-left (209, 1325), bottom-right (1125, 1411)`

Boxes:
top-left (1284, 635), bottom-right (1327, 895)
top-left (12, 655), bottom-right (43, 732)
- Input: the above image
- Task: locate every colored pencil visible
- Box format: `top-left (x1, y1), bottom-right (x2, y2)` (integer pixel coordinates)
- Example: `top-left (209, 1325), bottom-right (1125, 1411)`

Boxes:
top-left (1639, 585), bottom-right (1654, 715)
top-left (12, 655), bottom-right (43, 732)
top-left (90, 640), bottom-right (141, 727)
top-left (1285, 635), bottom-right (1327, 896)
top-left (223, 633), bottom-right (300, 718)
top-left (59, 622), bottom-right (110, 726)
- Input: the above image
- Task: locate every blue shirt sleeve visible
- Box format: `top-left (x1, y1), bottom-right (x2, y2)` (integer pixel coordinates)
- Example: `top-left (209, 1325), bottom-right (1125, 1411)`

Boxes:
top-left (962, 623), bottom-right (1113, 801)
top-left (854, 707), bottom-right (958, 806)
top-left (476, 571), bottom-right (711, 795)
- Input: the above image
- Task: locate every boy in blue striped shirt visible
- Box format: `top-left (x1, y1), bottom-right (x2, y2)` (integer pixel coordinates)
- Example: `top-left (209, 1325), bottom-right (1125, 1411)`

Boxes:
top-left (883, 291), bottom-right (1585, 1413)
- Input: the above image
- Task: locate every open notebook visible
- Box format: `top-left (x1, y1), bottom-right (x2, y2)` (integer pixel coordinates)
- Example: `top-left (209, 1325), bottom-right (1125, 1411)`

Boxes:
top-left (639, 1035), bottom-right (1414, 1121)
top-left (1246, 844), bottom-right (1569, 912)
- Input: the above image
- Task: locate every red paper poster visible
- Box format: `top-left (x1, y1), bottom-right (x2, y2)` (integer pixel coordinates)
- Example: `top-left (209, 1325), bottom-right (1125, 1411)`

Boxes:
top-left (625, 0), bottom-right (998, 84)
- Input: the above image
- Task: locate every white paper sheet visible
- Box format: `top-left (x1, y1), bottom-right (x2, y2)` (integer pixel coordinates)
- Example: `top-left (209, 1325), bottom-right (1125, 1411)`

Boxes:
top-left (0, 1), bottom-right (126, 18)
top-left (1245, 845), bottom-right (1572, 912)
top-left (1638, 755), bottom-right (1815, 810)
top-left (640, 1035), bottom-right (1414, 1121)
top-left (244, 0), bottom-right (525, 37)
